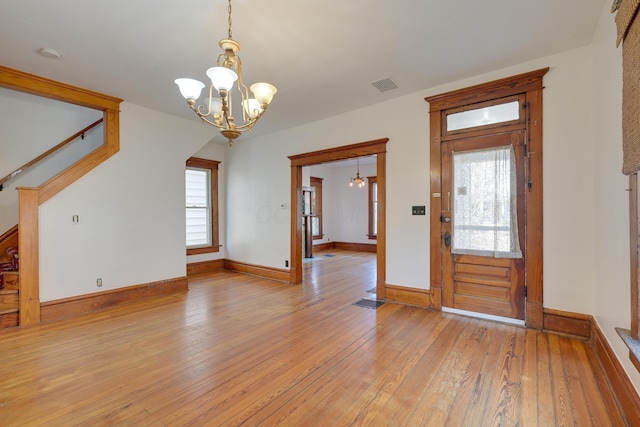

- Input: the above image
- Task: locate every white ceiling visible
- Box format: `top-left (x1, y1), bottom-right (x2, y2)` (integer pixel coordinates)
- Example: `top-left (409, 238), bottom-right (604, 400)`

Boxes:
top-left (0, 0), bottom-right (606, 143)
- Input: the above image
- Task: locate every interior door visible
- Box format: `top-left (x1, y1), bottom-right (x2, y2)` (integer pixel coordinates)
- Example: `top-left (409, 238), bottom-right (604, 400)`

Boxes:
top-left (441, 131), bottom-right (526, 319)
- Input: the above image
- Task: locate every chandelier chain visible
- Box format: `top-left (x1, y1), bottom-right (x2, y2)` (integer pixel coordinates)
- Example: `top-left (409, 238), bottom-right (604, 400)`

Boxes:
top-left (227, 0), bottom-right (233, 39)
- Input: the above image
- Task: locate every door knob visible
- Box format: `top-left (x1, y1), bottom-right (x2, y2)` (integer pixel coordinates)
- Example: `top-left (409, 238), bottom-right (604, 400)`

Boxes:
top-left (444, 231), bottom-right (451, 247)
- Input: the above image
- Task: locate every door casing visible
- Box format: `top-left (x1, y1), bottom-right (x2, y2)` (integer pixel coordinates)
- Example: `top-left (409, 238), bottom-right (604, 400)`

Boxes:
top-left (288, 139), bottom-right (388, 299)
top-left (426, 68), bottom-right (548, 328)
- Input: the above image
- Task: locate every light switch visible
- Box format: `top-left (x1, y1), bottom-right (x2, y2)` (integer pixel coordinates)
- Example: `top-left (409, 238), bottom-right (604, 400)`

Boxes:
top-left (412, 206), bottom-right (426, 215)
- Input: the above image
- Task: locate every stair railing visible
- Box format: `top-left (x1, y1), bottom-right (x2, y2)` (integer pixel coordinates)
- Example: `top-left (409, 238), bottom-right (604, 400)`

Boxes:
top-left (0, 118), bottom-right (104, 191)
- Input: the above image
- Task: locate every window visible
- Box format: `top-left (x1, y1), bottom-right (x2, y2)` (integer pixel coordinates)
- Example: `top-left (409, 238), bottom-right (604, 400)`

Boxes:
top-left (186, 157), bottom-right (220, 255)
top-left (310, 177), bottom-right (323, 239)
top-left (443, 95), bottom-right (525, 136)
top-left (368, 176), bottom-right (378, 239)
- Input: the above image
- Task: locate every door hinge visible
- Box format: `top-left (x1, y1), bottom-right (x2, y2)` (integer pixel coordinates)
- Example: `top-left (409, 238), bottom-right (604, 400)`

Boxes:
top-left (524, 286), bottom-right (527, 298)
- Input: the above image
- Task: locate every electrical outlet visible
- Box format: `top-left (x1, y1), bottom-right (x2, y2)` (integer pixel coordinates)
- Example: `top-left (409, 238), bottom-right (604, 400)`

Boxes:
top-left (285, 260), bottom-right (289, 268)
top-left (96, 278), bottom-right (102, 287)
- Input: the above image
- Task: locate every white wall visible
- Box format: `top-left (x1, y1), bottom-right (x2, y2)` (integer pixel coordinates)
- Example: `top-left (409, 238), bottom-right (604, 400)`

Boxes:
top-left (308, 163), bottom-right (376, 244)
top-left (0, 89), bottom-right (103, 232)
top-left (592, 3), bottom-right (640, 393)
top-left (39, 102), bottom-right (218, 301)
top-left (226, 44), bottom-right (599, 298)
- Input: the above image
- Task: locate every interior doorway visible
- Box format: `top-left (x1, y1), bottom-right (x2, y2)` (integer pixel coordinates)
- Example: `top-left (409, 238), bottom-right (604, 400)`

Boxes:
top-left (288, 138), bottom-right (388, 300)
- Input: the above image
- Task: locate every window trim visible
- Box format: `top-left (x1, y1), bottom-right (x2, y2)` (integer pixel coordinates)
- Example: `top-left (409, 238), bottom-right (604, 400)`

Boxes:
top-left (620, 172), bottom-right (640, 371)
top-left (186, 157), bottom-right (220, 255)
top-left (368, 176), bottom-right (378, 239)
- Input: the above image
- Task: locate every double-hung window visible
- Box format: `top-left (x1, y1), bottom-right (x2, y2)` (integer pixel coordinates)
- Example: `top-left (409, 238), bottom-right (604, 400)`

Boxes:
top-left (186, 157), bottom-right (220, 254)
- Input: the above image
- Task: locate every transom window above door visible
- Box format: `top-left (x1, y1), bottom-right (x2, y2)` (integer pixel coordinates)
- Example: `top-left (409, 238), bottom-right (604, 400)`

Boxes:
top-left (443, 95), bottom-right (525, 136)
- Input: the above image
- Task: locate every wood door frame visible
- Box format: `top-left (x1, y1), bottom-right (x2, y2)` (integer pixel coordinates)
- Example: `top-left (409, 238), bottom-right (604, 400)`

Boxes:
top-left (288, 138), bottom-right (388, 298)
top-left (425, 68), bottom-right (548, 328)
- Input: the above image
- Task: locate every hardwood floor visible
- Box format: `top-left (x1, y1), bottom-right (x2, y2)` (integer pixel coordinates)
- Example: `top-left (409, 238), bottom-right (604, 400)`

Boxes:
top-left (0, 250), bottom-right (626, 426)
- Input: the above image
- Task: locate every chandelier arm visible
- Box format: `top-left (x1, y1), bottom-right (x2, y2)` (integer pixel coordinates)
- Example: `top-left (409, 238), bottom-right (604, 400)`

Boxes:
top-left (194, 85), bottom-right (215, 118)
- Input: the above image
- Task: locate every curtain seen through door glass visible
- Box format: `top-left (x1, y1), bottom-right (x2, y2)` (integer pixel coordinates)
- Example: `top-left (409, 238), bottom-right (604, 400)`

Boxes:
top-left (452, 145), bottom-right (522, 258)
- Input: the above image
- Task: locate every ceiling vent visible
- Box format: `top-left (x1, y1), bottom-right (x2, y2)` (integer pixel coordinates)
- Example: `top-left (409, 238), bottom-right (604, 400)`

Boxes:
top-left (371, 77), bottom-right (398, 93)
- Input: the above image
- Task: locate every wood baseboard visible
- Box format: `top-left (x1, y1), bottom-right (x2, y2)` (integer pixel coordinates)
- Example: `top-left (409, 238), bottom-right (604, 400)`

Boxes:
top-left (333, 242), bottom-right (377, 253)
top-left (223, 260), bottom-right (290, 283)
top-left (543, 308), bottom-right (591, 339)
top-left (591, 319), bottom-right (640, 426)
top-left (187, 259), bottom-right (224, 276)
top-left (40, 276), bottom-right (188, 323)
top-left (312, 242), bottom-right (335, 252)
top-left (385, 284), bottom-right (432, 309)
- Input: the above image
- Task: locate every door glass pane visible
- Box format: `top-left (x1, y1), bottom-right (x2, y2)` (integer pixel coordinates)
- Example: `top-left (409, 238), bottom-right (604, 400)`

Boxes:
top-left (447, 101), bottom-right (519, 132)
top-left (452, 145), bottom-right (522, 258)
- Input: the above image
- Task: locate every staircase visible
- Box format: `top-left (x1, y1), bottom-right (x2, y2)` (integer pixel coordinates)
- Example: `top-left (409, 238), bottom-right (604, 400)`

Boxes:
top-left (0, 226), bottom-right (19, 329)
top-left (0, 271), bottom-right (18, 328)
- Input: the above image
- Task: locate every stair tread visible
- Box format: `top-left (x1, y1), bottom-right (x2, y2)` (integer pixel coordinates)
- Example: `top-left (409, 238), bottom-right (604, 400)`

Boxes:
top-left (0, 289), bottom-right (18, 295)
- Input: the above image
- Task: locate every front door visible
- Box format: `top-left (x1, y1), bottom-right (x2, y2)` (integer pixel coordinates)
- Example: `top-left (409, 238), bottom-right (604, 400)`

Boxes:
top-left (441, 131), bottom-right (526, 319)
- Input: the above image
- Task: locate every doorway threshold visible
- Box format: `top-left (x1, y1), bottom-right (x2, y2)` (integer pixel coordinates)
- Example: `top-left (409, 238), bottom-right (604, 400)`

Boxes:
top-left (442, 307), bottom-right (525, 327)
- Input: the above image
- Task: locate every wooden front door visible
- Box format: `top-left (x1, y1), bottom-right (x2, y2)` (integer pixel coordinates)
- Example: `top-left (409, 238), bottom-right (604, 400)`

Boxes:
top-left (441, 131), bottom-right (526, 319)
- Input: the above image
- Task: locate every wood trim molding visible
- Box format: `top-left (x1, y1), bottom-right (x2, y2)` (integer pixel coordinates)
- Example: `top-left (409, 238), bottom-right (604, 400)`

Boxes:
top-left (0, 65), bottom-right (122, 110)
top-left (18, 188), bottom-right (39, 327)
top-left (333, 242), bottom-right (377, 253)
top-left (543, 308), bottom-right (591, 339)
top-left (40, 277), bottom-right (188, 323)
top-left (312, 242), bottom-right (335, 252)
top-left (311, 242), bottom-right (378, 253)
top-left (425, 68), bottom-right (549, 111)
top-left (385, 284), bottom-right (432, 309)
top-left (289, 138), bottom-right (389, 166)
top-left (591, 319), bottom-right (640, 426)
top-left (2, 66), bottom-right (123, 327)
top-left (223, 260), bottom-right (290, 283)
top-left (187, 259), bottom-right (224, 276)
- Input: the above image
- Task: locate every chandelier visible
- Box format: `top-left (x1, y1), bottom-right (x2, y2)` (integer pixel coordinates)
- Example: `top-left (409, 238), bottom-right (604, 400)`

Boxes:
top-left (350, 158), bottom-right (366, 187)
top-left (175, 0), bottom-right (277, 146)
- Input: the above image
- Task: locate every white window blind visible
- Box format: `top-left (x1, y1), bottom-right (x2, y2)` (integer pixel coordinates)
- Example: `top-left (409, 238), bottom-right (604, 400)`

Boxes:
top-left (186, 168), bottom-right (211, 247)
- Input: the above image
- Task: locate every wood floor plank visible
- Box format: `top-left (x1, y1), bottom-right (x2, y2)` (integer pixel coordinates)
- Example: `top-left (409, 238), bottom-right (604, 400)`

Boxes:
top-left (521, 329), bottom-right (539, 427)
top-left (0, 249), bottom-right (627, 426)
top-left (548, 333), bottom-right (576, 426)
